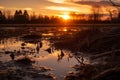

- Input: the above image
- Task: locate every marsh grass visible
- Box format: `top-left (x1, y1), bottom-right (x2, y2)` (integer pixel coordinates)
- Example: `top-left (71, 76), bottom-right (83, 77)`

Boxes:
top-left (54, 27), bottom-right (120, 54)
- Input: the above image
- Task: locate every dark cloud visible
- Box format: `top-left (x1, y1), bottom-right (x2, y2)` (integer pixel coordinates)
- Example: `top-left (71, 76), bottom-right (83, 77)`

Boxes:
top-left (74, 1), bottom-right (112, 7)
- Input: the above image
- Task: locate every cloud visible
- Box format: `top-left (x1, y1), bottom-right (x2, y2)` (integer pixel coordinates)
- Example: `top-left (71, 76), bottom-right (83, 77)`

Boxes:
top-left (74, 1), bottom-right (112, 7)
top-left (46, 0), bottom-right (92, 11)
top-left (45, 6), bottom-right (80, 12)
top-left (47, 0), bottom-right (86, 3)
top-left (47, 0), bottom-right (107, 5)
top-left (23, 8), bottom-right (33, 11)
top-left (47, 0), bottom-right (66, 3)
top-left (3, 7), bottom-right (33, 11)
top-left (45, 5), bottom-right (92, 14)
top-left (0, 6), bottom-right (5, 9)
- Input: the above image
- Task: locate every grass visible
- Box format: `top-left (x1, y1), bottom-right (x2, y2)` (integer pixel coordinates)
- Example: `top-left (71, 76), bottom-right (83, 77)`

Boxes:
top-left (15, 57), bottom-right (35, 65)
top-left (54, 27), bottom-right (120, 54)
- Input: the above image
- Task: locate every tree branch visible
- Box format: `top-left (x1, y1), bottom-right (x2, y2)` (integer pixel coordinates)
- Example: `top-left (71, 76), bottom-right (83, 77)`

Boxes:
top-left (109, 0), bottom-right (120, 7)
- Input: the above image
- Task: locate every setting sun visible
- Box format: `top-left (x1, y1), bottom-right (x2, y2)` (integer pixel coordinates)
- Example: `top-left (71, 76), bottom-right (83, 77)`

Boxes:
top-left (61, 14), bottom-right (70, 20)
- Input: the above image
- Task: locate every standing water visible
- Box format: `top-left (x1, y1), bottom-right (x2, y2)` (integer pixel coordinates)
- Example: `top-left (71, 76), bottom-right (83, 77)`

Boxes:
top-left (0, 27), bottom-right (90, 80)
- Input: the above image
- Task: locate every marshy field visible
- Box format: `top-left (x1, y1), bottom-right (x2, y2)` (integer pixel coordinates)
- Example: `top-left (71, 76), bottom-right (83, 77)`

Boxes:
top-left (1, 0), bottom-right (120, 80)
top-left (0, 24), bottom-right (120, 80)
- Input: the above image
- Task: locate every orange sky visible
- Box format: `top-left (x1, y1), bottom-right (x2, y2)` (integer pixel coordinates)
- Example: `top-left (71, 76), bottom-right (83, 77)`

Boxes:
top-left (0, 0), bottom-right (119, 16)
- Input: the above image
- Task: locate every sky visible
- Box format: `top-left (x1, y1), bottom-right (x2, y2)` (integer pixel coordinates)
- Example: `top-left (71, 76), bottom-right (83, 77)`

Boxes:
top-left (0, 0), bottom-right (120, 16)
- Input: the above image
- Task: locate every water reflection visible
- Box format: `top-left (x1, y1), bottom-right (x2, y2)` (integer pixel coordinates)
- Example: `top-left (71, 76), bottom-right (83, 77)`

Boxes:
top-left (57, 50), bottom-right (65, 62)
top-left (0, 27), bottom-right (89, 80)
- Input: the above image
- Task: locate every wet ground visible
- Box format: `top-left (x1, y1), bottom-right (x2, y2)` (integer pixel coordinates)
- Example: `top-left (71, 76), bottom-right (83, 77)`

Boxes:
top-left (0, 26), bottom-right (91, 80)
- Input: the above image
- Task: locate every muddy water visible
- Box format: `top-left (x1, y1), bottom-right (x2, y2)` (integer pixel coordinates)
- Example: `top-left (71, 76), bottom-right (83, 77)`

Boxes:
top-left (0, 27), bottom-right (90, 80)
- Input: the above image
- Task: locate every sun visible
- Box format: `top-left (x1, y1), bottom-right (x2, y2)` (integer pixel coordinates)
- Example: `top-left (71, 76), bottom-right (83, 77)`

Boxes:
top-left (61, 14), bottom-right (70, 20)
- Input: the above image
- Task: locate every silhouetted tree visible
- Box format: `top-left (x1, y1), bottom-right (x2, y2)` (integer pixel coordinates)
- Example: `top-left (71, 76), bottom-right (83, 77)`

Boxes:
top-left (14, 10), bottom-right (20, 23)
top-left (18, 10), bottom-right (24, 23)
top-left (106, 8), bottom-right (113, 21)
top-left (14, 10), bottom-right (29, 23)
top-left (30, 12), bottom-right (37, 23)
top-left (44, 16), bottom-right (50, 23)
top-left (0, 10), bottom-right (2, 22)
top-left (6, 10), bottom-right (13, 23)
top-left (70, 12), bottom-right (77, 20)
top-left (1, 7), bottom-right (120, 24)
top-left (109, 0), bottom-right (120, 22)
top-left (0, 10), bottom-right (6, 23)
top-left (23, 10), bottom-right (29, 23)
top-left (37, 14), bottom-right (44, 23)
top-left (91, 6), bottom-right (102, 23)
top-left (50, 16), bottom-right (61, 23)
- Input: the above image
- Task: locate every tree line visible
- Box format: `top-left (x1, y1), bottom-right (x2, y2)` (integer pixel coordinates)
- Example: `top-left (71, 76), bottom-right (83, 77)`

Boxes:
top-left (0, 8), bottom-right (120, 24)
top-left (0, 0), bottom-right (120, 24)
top-left (0, 10), bottom-right (62, 24)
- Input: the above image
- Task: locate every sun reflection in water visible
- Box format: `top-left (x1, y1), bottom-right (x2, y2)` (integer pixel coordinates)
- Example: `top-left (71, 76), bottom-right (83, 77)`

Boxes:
top-left (63, 27), bottom-right (68, 32)
top-left (42, 33), bottom-right (54, 37)
top-left (58, 27), bottom-right (68, 32)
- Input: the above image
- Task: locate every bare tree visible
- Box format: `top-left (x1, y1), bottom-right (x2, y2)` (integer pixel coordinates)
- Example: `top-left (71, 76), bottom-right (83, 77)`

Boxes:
top-left (6, 10), bottom-right (12, 20)
top-left (106, 8), bottom-right (113, 21)
top-left (91, 6), bottom-right (102, 23)
top-left (109, 0), bottom-right (120, 20)
top-left (109, 0), bottom-right (120, 7)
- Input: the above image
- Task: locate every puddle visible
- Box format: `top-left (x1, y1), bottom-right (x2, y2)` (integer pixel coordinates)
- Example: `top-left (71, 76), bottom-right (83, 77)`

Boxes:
top-left (0, 27), bottom-right (90, 80)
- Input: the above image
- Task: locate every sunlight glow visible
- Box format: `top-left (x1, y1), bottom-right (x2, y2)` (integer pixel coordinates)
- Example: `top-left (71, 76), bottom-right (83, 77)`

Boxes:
top-left (61, 14), bottom-right (70, 20)
top-left (46, 6), bottom-right (80, 12)
top-left (58, 27), bottom-right (68, 32)
top-left (0, 6), bottom-right (4, 9)
top-left (23, 8), bottom-right (33, 11)
top-left (63, 28), bottom-right (68, 31)
top-left (47, 0), bottom-right (65, 3)
top-left (42, 33), bottom-right (54, 37)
